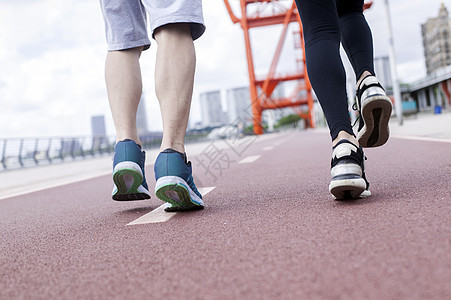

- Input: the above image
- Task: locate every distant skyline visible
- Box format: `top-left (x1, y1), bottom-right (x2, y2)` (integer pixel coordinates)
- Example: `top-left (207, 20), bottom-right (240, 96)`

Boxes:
top-left (0, 0), bottom-right (448, 138)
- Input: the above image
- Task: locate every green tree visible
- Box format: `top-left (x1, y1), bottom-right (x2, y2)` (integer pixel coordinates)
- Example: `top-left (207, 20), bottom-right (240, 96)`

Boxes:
top-left (275, 114), bottom-right (302, 128)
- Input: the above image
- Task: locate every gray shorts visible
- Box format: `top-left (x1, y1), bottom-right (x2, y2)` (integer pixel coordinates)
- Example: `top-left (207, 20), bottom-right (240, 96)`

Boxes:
top-left (99, 0), bottom-right (206, 51)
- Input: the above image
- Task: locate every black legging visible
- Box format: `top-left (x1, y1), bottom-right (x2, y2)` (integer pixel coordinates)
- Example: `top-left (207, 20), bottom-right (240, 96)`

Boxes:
top-left (295, 0), bottom-right (375, 140)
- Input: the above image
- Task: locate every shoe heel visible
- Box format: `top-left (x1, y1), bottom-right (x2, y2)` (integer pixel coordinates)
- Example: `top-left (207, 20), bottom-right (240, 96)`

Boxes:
top-left (155, 176), bottom-right (204, 208)
top-left (359, 96), bottom-right (392, 147)
top-left (329, 178), bottom-right (367, 200)
top-left (112, 167), bottom-right (150, 201)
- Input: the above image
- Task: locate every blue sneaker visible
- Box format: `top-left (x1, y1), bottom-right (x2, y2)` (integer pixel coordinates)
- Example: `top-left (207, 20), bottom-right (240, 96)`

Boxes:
top-left (154, 149), bottom-right (204, 211)
top-left (112, 139), bottom-right (151, 201)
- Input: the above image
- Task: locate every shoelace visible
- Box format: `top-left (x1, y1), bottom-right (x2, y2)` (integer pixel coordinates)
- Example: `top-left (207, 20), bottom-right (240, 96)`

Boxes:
top-left (351, 101), bottom-right (361, 128)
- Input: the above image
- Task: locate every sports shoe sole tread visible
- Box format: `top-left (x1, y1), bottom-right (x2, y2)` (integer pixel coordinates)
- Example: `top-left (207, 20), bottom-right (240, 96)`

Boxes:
top-left (358, 95), bottom-right (392, 148)
top-left (112, 168), bottom-right (150, 201)
top-left (155, 182), bottom-right (204, 211)
top-left (329, 178), bottom-right (367, 200)
top-left (155, 175), bottom-right (204, 211)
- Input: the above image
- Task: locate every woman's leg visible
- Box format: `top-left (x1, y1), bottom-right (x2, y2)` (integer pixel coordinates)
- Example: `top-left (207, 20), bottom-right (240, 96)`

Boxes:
top-left (337, 0), bottom-right (374, 82)
top-left (337, 0), bottom-right (393, 148)
top-left (295, 0), bottom-right (368, 200)
top-left (295, 0), bottom-right (355, 144)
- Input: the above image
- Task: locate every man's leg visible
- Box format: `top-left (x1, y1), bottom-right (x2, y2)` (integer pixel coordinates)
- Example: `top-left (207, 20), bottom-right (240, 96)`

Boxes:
top-left (105, 47), bottom-right (144, 145)
top-left (154, 23), bottom-right (195, 153)
top-left (152, 23), bottom-right (204, 210)
top-left (99, 0), bottom-right (152, 201)
top-left (105, 46), bottom-right (151, 201)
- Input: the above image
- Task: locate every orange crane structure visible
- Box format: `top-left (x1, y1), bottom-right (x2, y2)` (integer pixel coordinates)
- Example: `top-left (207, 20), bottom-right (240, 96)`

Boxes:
top-left (223, 0), bottom-right (313, 135)
top-left (223, 0), bottom-right (373, 135)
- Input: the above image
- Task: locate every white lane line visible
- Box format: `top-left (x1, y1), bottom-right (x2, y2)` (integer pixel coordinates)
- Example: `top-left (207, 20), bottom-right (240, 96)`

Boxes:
top-left (238, 155), bottom-right (261, 164)
top-left (262, 146), bottom-right (274, 151)
top-left (0, 170), bottom-right (112, 201)
top-left (198, 186), bottom-right (216, 196)
top-left (126, 186), bottom-right (216, 225)
top-left (273, 140), bottom-right (286, 146)
top-left (127, 203), bottom-right (175, 225)
top-left (392, 135), bottom-right (451, 144)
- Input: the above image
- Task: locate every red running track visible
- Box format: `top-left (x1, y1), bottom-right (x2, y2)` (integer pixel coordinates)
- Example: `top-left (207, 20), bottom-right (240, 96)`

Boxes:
top-left (1, 130), bottom-right (450, 299)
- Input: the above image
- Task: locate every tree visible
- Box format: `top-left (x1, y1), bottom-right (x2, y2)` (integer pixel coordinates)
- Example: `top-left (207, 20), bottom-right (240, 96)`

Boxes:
top-left (275, 114), bottom-right (302, 128)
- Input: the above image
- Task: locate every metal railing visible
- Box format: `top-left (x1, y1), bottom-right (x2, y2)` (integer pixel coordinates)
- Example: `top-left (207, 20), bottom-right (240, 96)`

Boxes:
top-left (0, 132), bottom-right (209, 171)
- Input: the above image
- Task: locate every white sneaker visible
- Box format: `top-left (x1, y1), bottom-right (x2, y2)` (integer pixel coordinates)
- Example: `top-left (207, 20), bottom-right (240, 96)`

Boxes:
top-left (355, 75), bottom-right (393, 148)
top-left (329, 140), bottom-right (370, 200)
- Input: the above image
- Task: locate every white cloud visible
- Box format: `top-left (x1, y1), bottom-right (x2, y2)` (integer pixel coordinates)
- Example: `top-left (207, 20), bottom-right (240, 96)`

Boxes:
top-left (0, 0), bottom-right (108, 137)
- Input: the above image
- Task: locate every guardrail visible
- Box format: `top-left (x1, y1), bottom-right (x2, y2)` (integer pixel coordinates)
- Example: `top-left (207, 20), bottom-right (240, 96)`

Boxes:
top-left (0, 132), bottom-right (209, 171)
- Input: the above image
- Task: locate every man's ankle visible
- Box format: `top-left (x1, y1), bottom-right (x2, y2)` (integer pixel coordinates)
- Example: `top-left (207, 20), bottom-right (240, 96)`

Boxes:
top-left (160, 141), bottom-right (185, 153)
top-left (116, 136), bottom-right (141, 147)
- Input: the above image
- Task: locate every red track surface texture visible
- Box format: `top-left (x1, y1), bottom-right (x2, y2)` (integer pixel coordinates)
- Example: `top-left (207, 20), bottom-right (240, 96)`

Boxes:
top-left (1, 131), bottom-right (450, 299)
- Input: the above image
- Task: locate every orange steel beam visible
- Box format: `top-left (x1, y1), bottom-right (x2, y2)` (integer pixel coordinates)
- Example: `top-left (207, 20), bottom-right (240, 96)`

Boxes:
top-left (294, 11), bottom-right (314, 128)
top-left (223, 0), bottom-right (240, 23)
top-left (364, 1), bottom-right (373, 10)
top-left (441, 80), bottom-right (451, 105)
top-left (247, 14), bottom-right (298, 28)
top-left (224, 1), bottom-right (299, 27)
top-left (224, 0), bottom-right (338, 134)
top-left (259, 1), bottom-right (296, 100)
top-left (238, 0), bottom-right (263, 134)
top-left (261, 99), bottom-right (309, 110)
top-left (255, 73), bottom-right (306, 86)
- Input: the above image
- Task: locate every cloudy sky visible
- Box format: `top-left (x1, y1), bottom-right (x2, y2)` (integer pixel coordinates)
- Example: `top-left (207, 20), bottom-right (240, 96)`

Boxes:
top-left (0, 0), bottom-right (448, 138)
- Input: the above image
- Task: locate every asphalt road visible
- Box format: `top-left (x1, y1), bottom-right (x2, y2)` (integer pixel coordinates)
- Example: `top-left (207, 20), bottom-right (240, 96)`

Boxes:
top-left (1, 130), bottom-right (450, 299)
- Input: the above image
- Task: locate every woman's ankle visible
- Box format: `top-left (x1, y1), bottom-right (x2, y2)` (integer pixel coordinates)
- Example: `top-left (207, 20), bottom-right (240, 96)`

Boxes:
top-left (332, 131), bottom-right (359, 147)
top-left (356, 70), bottom-right (373, 88)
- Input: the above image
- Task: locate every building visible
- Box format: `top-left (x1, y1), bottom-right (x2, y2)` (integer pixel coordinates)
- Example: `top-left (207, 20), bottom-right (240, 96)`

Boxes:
top-left (199, 90), bottom-right (227, 126)
top-left (405, 65), bottom-right (451, 111)
top-left (136, 95), bottom-right (149, 136)
top-left (421, 3), bottom-right (451, 75)
top-left (91, 115), bottom-right (107, 149)
top-left (226, 87), bottom-right (251, 124)
top-left (374, 56), bottom-right (392, 90)
top-left (91, 115), bottom-right (106, 137)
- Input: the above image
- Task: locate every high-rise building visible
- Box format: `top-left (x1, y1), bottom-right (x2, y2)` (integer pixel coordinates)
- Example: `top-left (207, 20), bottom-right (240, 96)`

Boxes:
top-left (226, 87), bottom-right (251, 124)
top-left (421, 3), bottom-right (451, 74)
top-left (374, 56), bottom-right (392, 89)
top-left (91, 115), bottom-right (107, 149)
top-left (91, 115), bottom-right (106, 137)
top-left (199, 90), bottom-right (227, 126)
top-left (137, 95), bottom-right (149, 136)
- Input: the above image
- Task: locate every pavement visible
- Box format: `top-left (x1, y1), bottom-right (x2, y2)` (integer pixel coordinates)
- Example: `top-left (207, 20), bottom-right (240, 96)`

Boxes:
top-left (390, 110), bottom-right (451, 141)
top-left (0, 111), bottom-right (450, 299)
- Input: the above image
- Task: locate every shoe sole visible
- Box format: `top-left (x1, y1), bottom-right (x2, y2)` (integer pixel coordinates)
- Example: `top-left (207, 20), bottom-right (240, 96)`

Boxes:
top-left (155, 176), bottom-right (204, 211)
top-left (329, 178), bottom-right (367, 200)
top-left (358, 95), bottom-right (393, 148)
top-left (112, 162), bottom-right (150, 201)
